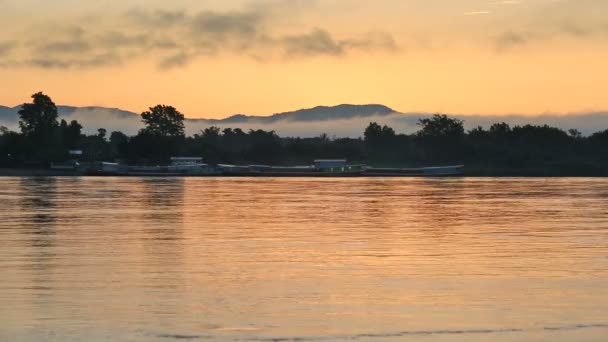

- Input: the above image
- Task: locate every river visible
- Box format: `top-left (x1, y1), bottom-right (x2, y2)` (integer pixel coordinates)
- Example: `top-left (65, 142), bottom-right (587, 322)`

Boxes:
top-left (1, 177), bottom-right (607, 341)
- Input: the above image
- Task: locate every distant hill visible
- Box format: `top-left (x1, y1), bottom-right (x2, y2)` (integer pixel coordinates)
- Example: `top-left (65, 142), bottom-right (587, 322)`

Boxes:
top-left (0, 106), bottom-right (17, 124)
top-left (0, 103), bottom-right (401, 136)
top-left (0, 103), bottom-right (395, 123)
top-left (1, 103), bottom-right (607, 137)
top-left (57, 106), bottom-right (138, 119)
top-left (216, 104), bottom-right (395, 124)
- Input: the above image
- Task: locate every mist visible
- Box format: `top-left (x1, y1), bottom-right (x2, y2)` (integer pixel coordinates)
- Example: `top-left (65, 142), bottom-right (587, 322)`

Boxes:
top-left (1, 106), bottom-right (607, 138)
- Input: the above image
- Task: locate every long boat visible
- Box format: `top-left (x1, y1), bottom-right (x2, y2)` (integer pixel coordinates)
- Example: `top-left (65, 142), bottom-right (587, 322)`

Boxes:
top-left (85, 158), bottom-right (464, 177)
top-left (216, 162), bottom-right (463, 177)
top-left (364, 165), bottom-right (464, 177)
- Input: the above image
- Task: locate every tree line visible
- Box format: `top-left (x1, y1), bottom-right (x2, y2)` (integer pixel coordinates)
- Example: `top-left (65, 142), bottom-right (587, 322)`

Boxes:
top-left (1, 92), bottom-right (608, 175)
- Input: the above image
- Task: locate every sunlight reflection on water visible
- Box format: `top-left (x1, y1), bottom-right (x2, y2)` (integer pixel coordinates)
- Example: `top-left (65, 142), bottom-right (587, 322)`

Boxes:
top-left (0, 177), bottom-right (607, 341)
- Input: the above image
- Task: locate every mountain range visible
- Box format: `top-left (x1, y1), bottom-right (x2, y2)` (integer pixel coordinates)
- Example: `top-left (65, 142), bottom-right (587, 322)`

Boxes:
top-left (1, 104), bottom-right (607, 137)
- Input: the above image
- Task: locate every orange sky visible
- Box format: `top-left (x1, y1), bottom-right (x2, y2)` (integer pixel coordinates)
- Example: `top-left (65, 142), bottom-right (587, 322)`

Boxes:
top-left (1, 0), bottom-right (607, 118)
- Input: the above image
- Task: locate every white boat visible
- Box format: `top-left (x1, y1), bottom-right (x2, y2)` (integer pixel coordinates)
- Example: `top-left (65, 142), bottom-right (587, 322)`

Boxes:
top-left (167, 157), bottom-right (209, 174)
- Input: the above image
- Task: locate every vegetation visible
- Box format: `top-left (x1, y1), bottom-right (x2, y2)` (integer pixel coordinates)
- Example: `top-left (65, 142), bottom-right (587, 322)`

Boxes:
top-left (1, 92), bottom-right (608, 176)
top-left (140, 105), bottom-right (185, 137)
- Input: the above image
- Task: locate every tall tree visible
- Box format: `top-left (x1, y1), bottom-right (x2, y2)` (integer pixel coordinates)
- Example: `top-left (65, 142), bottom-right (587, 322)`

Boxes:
top-left (417, 114), bottom-right (464, 139)
top-left (364, 122), bottom-right (383, 144)
top-left (16, 92), bottom-right (70, 162)
top-left (97, 128), bottom-right (107, 141)
top-left (364, 122), bottom-right (396, 148)
top-left (109, 131), bottom-right (129, 159)
top-left (140, 105), bottom-right (185, 137)
top-left (415, 114), bottom-right (465, 162)
top-left (196, 126), bottom-right (222, 163)
top-left (59, 119), bottom-right (83, 149)
top-left (18, 92), bottom-right (59, 138)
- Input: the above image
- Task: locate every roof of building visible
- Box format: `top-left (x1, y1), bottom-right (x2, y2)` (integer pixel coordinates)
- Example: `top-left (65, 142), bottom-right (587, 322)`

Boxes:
top-left (314, 159), bottom-right (347, 163)
top-left (171, 157), bottom-right (203, 160)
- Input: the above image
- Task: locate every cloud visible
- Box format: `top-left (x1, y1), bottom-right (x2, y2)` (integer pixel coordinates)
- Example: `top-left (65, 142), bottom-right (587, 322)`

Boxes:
top-left (26, 53), bottom-right (122, 69)
top-left (0, 3), bottom-right (397, 70)
top-left (39, 40), bottom-right (91, 54)
top-left (5, 1), bottom-right (603, 67)
top-left (340, 32), bottom-right (398, 53)
top-left (0, 41), bottom-right (16, 56)
top-left (490, 0), bottom-right (608, 51)
top-left (282, 29), bottom-right (398, 58)
top-left (493, 22), bottom-right (606, 51)
top-left (126, 9), bottom-right (187, 28)
top-left (494, 31), bottom-right (529, 50)
top-left (95, 31), bottom-right (150, 47)
top-left (558, 23), bottom-right (592, 38)
top-left (464, 11), bottom-right (492, 16)
top-left (190, 10), bottom-right (264, 38)
top-left (494, 0), bottom-right (522, 5)
top-left (158, 52), bottom-right (191, 69)
top-left (282, 29), bottom-right (345, 57)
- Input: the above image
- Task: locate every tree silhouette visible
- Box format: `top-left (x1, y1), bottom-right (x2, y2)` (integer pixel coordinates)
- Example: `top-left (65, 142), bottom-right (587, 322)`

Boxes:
top-left (415, 115), bottom-right (465, 162)
top-left (59, 119), bottom-right (82, 149)
top-left (141, 105), bottom-right (185, 137)
top-left (568, 129), bottom-right (582, 139)
top-left (417, 114), bottom-right (464, 138)
top-left (4, 93), bottom-right (608, 175)
top-left (109, 131), bottom-right (129, 159)
top-left (364, 122), bottom-right (382, 143)
top-left (490, 122), bottom-right (511, 135)
top-left (15, 92), bottom-right (85, 162)
top-left (364, 122), bottom-right (396, 145)
top-left (97, 128), bottom-right (107, 141)
top-left (18, 92), bottom-right (59, 138)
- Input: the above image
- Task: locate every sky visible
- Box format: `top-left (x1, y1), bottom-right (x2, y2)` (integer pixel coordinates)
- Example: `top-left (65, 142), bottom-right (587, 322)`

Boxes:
top-left (0, 0), bottom-right (607, 118)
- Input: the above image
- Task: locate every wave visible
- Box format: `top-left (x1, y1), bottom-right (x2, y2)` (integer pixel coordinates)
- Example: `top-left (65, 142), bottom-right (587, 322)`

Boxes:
top-left (153, 322), bottom-right (608, 341)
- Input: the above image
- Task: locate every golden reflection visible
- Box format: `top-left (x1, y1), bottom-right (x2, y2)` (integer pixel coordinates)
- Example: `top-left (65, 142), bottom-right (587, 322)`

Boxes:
top-left (0, 177), bottom-right (607, 341)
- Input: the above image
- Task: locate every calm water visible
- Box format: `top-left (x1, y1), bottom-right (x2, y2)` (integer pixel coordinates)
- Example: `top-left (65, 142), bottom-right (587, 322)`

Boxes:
top-left (0, 177), bottom-right (607, 342)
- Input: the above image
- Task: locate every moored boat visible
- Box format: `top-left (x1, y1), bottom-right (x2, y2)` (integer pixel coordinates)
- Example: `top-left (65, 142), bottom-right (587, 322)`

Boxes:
top-left (87, 157), bottom-right (218, 176)
top-left (86, 157), bottom-right (464, 177)
top-left (364, 165), bottom-right (464, 176)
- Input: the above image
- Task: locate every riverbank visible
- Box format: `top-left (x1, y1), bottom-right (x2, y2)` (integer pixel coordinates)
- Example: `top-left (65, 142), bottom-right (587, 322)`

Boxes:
top-left (1, 167), bottom-right (608, 177)
top-left (0, 168), bottom-right (458, 177)
top-left (0, 168), bottom-right (84, 177)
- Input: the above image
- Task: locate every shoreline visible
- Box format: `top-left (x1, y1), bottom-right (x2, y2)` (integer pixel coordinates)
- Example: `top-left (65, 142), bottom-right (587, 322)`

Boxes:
top-left (0, 168), bottom-right (607, 178)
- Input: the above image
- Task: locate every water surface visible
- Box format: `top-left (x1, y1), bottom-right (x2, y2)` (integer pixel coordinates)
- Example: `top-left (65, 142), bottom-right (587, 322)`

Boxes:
top-left (1, 177), bottom-right (607, 341)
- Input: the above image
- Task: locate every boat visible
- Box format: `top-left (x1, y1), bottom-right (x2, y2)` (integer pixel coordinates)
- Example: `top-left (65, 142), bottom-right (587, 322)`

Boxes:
top-left (87, 157), bottom-right (464, 177)
top-left (49, 161), bottom-right (85, 175)
top-left (166, 157), bottom-right (212, 175)
top-left (364, 165), bottom-right (464, 176)
top-left (216, 160), bottom-right (366, 177)
top-left (217, 164), bottom-right (251, 175)
top-left (88, 157), bottom-right (218, 176)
